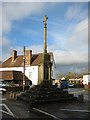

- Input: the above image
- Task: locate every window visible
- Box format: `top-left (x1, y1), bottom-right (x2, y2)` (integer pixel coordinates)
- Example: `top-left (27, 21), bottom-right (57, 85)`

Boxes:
top-left (29, 72), bottom-right (32, 79)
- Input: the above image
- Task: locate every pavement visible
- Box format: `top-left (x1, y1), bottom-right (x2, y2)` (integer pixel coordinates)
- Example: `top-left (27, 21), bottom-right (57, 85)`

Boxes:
top-left (0, 88), bottom-right (90, 120)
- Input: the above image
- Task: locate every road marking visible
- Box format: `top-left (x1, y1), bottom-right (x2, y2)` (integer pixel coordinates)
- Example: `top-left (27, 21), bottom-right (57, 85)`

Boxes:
top-left (0, 104), bottom-right (15, 117)
top-left (59, 109), bottom-right (90, 113)
top-left (0, 98), bottom-right (6, 100)
top-left (68, 90), bottom-right (86, 94)
top-left (0, 109), bottom-right (13, 116)
top-left (33, 107), bottom-right (61, 120)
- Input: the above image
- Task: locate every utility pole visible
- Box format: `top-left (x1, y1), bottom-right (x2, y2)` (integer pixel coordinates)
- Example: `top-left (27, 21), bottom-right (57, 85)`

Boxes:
top-left (75, 64), bottom-right (77, 79)
top-left (23, 46), bottom-right (25, 91)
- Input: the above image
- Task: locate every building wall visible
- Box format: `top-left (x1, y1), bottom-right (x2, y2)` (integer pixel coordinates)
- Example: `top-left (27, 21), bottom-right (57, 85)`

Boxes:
top-left (51, 55), bottom-right (56, 80)
top-left (0, 66), bottom-right (38, 85)
top-left (83, 75), bottom-right (90, 85)
top-left (69, 78), bottom-right (83, 83)
top-left (38, 64), bottom-right (44, 84)
top-left (25, 66), bottom-right (38, 85)
top-left (0, 54), bottom-right (56, 85)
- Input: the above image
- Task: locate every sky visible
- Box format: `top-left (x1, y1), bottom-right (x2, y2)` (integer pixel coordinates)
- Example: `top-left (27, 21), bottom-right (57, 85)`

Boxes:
top-left (0, 0), bottom-right (89, 74)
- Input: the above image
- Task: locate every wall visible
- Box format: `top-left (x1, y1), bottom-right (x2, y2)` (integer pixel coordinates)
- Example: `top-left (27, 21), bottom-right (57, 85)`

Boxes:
top-left (25, 66), bottom-right (38, 85)
top-left (0, 66), bottom-right (38, 85)
top-left (69, 78), bottom-right (83, 83)
top-left (83, 75), bottom-right (90, 85)
top-left (51, 55), bottom-right (56, 80)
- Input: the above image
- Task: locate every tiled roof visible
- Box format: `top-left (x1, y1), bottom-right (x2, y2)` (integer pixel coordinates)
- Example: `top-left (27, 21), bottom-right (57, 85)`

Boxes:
top-left (1, 52), bottom-right (53, 68)
top-left (1, 56), bottom-right (23, 68)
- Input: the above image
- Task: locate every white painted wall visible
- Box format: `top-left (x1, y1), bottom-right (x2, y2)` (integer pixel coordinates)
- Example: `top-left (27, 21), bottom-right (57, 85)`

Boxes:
top-left (25, 66), bottom-right (38, 85)
top-left (51, 55), bottom-right (56, 80)
top-left (83, 75), bottom-right (90, 85)
top-left (0, 54), bottom-right (56, 85)
top-left (0, 66), bottom-right (38, 85)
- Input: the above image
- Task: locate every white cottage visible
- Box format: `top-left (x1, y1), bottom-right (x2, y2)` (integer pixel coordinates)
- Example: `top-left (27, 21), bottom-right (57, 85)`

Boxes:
top-left (0, 50), bottom-right (56, 85)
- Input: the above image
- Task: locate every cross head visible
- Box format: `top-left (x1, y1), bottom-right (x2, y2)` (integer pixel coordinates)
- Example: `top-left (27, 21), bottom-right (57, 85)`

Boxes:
top-left (43, 15), bottom-right (48, 23)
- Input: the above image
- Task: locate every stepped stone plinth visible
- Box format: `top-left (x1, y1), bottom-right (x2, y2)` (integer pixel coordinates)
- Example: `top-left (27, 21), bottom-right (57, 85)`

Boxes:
top-left (17, 81), bottom-right (77, 107)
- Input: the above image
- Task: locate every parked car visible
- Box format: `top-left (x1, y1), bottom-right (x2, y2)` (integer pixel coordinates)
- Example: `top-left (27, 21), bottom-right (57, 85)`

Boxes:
top-left (60, 79), bottom-right (68, 88)
top-left (0, 83), bottom-right (11, 87)
top-left (68, 83), bottom-right (74, 88)
top-left (0, 88), bottom-right (6, 94)
top-left (5, 84), bottom-right (11, 86)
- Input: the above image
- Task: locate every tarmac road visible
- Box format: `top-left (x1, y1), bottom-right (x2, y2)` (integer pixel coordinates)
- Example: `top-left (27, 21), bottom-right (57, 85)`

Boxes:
top-left (36, 88), bottom-right (89, 120)
top-left (1, 93), bottom-right (54, 120)
top-left (0, 88), bottom-right (90, 120)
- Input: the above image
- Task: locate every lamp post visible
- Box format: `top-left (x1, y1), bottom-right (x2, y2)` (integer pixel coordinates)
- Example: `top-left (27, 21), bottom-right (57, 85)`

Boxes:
top-left (23, 46), bottom-right (25, 91)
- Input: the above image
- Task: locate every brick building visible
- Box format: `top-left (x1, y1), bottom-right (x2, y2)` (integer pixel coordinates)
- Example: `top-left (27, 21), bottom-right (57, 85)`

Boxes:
top-left (0, 50), bottom-right (56, 85)
top-left (0, 71), bottom-right (30, 85)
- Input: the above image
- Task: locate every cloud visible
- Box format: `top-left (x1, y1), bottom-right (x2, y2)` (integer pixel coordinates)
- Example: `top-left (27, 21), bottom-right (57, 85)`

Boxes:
top-left (49, 32), bottom-right (67, 51)
top-left (2, 2), bottom-right (45, 34)
top-left (56, 63), bottom-right (88, 74)
top-left (1, 42), bottom-right (88, 74)
top-left (2, 43), bottom-right (88, 64)
top-left (65, 18), bottom-right (88, 52)
top-left (27, 45), bottom-right (43, 54)
top-left (0, 37), bottom-right (11, 61)
top-left (0, 37), bottom-right (10, 47)
top-left (1, 2), bottom-right (88, 74)
top-left (0, 3), bottom-right (2, 36)
top-left (1, 2), bottom-right (46, 61)
top-left (66, 3), bottom-right (88, 20)
top-left (48, 18), bottom-right (88, 52)
top-left (53, 50), bottom-right (88, 73)
top-left (53, 50), bottom-right (88, 65)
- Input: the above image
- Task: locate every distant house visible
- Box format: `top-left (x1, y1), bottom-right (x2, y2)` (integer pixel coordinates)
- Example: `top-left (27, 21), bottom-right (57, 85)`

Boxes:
top-left (55, 79), bottom-right (60, 86)
top-left (69, 78), bottom-right (83, 83)
top-left (83, 75), bottom-right (90, 85)
top-left (0, 50), bottom-right (56, 85)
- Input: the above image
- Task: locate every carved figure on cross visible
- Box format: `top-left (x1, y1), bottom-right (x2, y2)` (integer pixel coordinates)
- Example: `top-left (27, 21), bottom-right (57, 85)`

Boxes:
top-left (43, 15), bottom-right (48, 23)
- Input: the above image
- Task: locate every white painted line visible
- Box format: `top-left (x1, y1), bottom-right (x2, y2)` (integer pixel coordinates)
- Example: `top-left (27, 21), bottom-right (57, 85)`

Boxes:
top-left (3, 104), bottom-right (15, 117)
top-left (33, 107), bottom-right (61, 120)
top-left (0, 104), bottom-right (15, 117)
top-left (0, 98), bottom-right (6, 100)
top-left (0, 109), bottom-right (13, 116)
top-left (59, 109), bottom-right (90, 113)
top-left (68, 90), bottom-right (86, 94)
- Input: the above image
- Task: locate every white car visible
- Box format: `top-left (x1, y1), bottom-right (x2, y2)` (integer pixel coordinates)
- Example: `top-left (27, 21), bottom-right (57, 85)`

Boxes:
top-left (0, 88), bottom-right (6, 94)
top-left (0, 83), bottom-right (11, 87)
top-left (68, 83), bottom-right (74, 87)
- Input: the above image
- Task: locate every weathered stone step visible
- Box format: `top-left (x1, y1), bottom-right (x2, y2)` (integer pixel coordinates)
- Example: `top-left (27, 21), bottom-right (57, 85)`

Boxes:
top-left (34, 97), bottom-right (75, 103)
top-left (17, 83), bottom-right (76, 105)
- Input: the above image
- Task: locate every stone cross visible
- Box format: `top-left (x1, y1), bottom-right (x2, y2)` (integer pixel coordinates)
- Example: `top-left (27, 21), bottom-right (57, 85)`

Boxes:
top-left (43, 15), bottom-right (48, 23)
top-left (43, 15), bottom-right (48, 54)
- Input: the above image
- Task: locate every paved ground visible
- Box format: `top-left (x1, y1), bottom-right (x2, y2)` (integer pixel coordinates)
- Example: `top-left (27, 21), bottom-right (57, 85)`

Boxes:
top-left (0, 88), bottom-right (90, 120)
top-left (0, 92), bottom-right (55, 120)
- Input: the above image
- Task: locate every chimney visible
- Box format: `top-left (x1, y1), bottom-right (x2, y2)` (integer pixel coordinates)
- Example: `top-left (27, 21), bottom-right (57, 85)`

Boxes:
top-left (12, 50), bottom-right (17, 62)
top-left (25, 50), bottom-right (32, 66)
